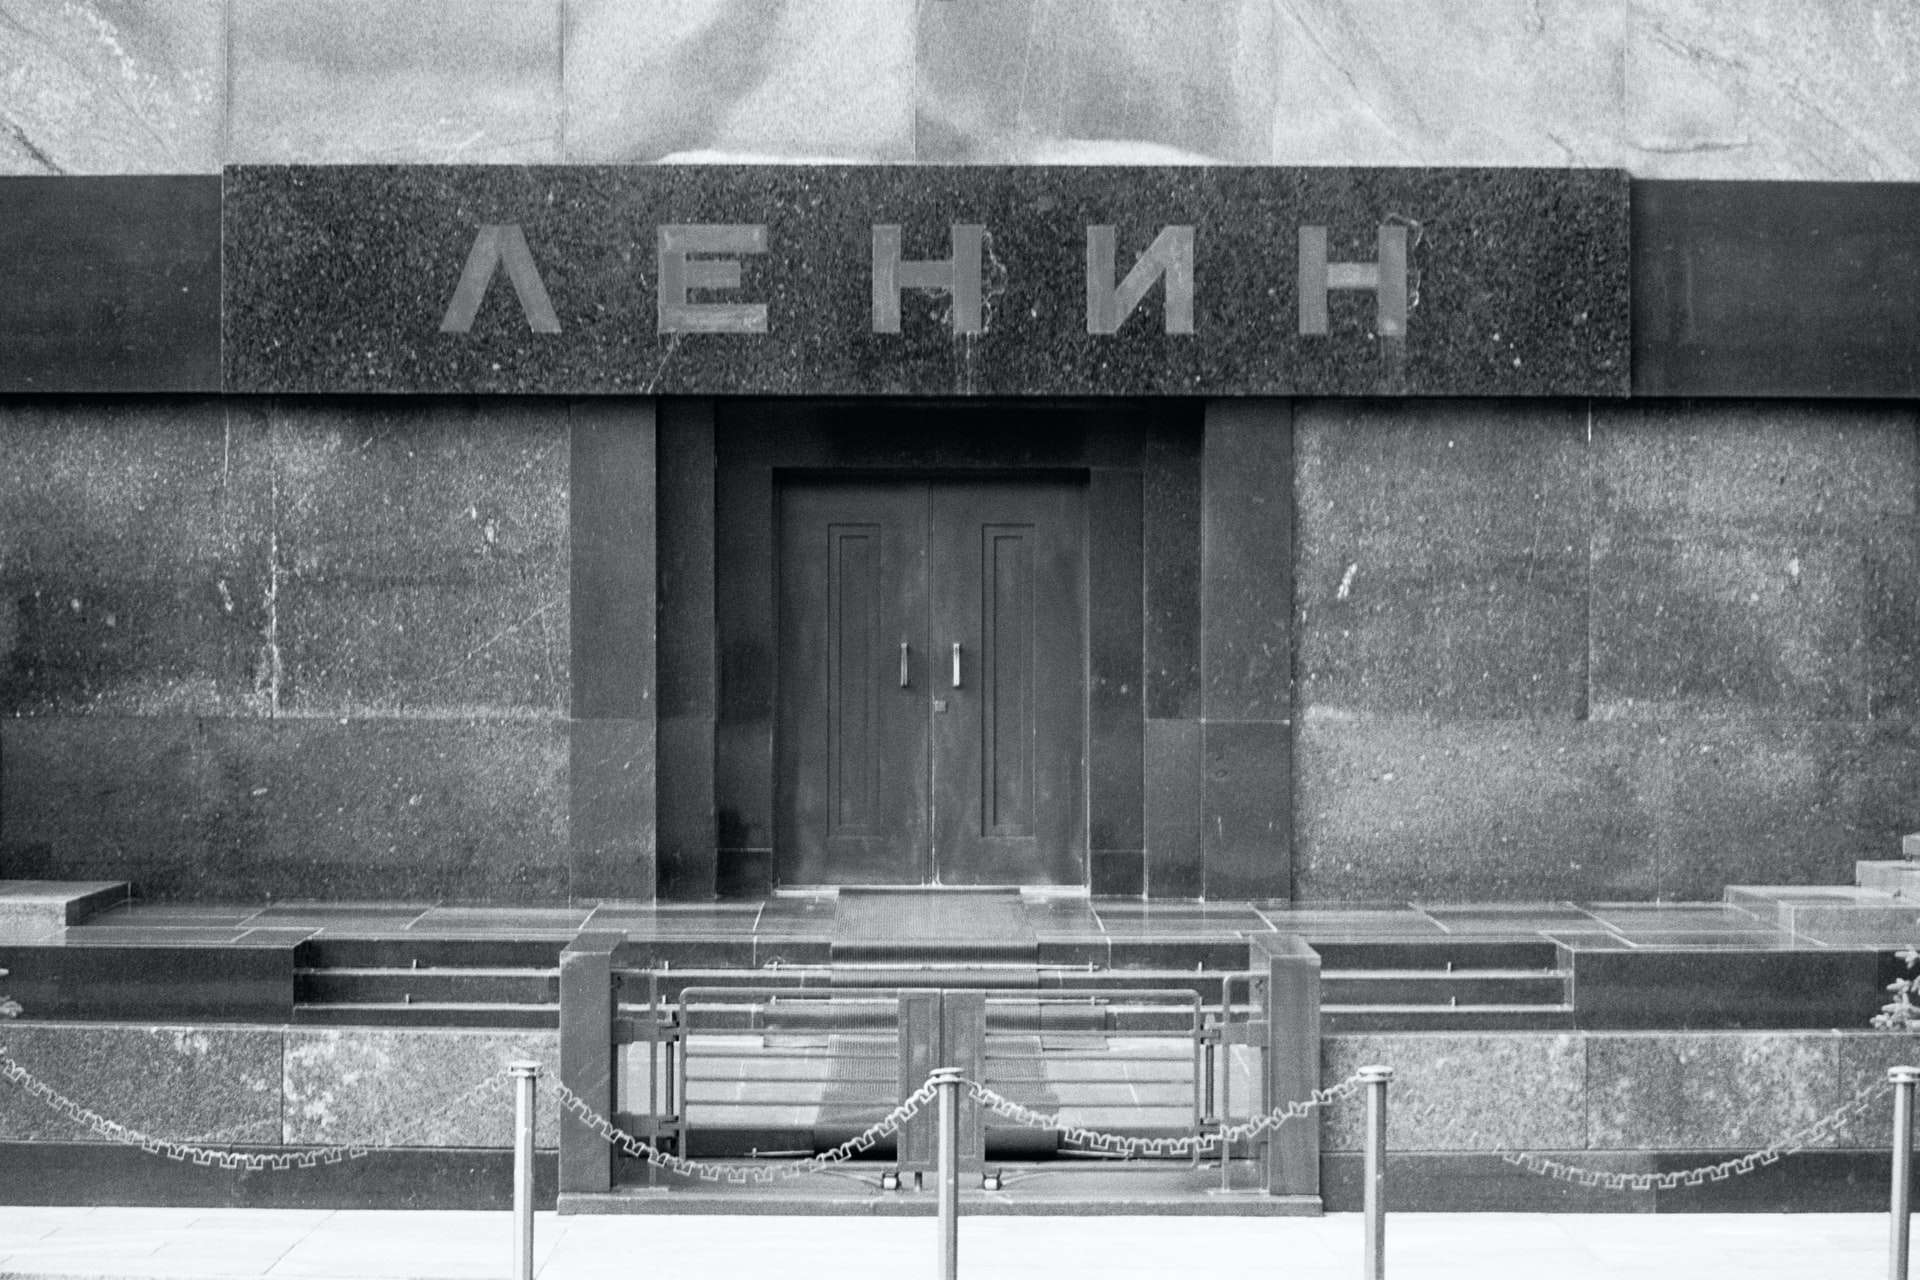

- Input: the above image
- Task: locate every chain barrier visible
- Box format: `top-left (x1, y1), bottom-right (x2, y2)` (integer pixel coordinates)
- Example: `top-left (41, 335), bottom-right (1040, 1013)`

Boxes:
top-left (1385, 1078), bottom-right (1889, 1193)
top-left (967, 1070), bottom-right (1370, 1159)
top-left (547, 1067), bottom-right (1370, 1177)
top-left (0, 1046), bottom-right (509, 1172)
top-left (549, 1072), bottom-right (943, 1184)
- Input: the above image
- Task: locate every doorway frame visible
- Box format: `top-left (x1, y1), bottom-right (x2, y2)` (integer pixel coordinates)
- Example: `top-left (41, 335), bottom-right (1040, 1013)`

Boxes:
top-left (673, 398), bottom-right (1184, 899)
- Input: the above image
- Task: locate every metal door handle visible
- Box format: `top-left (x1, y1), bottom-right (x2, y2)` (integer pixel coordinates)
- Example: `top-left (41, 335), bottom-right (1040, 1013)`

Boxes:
top-left (951, 642), bottom-right (962, 689)
top-left (900, 641), bottom-right (910, 688)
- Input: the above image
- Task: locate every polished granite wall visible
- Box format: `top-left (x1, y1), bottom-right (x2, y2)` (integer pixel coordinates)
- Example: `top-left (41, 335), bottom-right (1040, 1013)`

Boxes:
top-left (0, 1), bottom-right (1913, 178)
top-left (1323, 1030), bottom-right (1920, 1155)
top-left (0, 1023), bottom-right (558, 1150)
top-left (0, 398), bottom-right (575, 901)
top-left (1294, 399), bottom-right (1920, 901)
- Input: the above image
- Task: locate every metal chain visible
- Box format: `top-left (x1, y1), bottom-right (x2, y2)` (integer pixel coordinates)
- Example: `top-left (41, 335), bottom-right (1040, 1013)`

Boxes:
top-left (0, 1046), bottom-right (509, 1172)
top-left (548, 1071), bottom-right (943, 1185)
top-left (965, 1070), bottom-right (1370, 1159)
top-left (1387, 1078), bottom-right (1888, 1193)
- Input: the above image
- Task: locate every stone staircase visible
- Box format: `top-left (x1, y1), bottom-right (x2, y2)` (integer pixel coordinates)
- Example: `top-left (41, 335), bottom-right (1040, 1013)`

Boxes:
top-left (1725, 832), bottom-right (1920, 945)
top-left (292, 937), bottom-right (562, 1027)
top-left (1315, 939), bottom-right (1574, 1032)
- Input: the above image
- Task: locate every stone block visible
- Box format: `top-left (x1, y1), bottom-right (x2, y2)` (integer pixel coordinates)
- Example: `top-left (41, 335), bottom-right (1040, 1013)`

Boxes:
top-left (265, 400), bottom-right (570, 718)
top-left (1835, 1032), bottom-right (1920, 1148)
top-left (1324, 1033), bottom-right (1584, 1153)
top-left (0, 717), bottom-right (214, 892)
top-left (1143, 719), bottom-right (1201, 898)
top-left (1650, 724), bottom-right (1912, 899)
top-left (1087, 469), bottom-right (1144, 852)
top-left (569, 718), bottom-right (656, 902)
top-left (1907, 834), bottom-right (1920, 861)
top-left (1571, 948), bottom-right (1881, 1031)
top-left (1624, 0), bottom-right (1920, 180)
top-left (284, 1029), bottom-right (560, 1148)
top-left (222, 166), bottom-right (1630, 398)
top-left (0, 401), bottom-right (268, 714)
top-left (1294, 719), bottom-right (1658, 902)
top-left (1202, 721), bottom-right (1291, 900)
top-left (1592, 402), bottom-right (1917, 531)
top-left (1857, 862), bottom-right (1920, 897)
top-left (1272, 0), bottom-right (1623, 167)
top-left (0, 882), bottom-right (127, 933)
top-left (1202, 401), bottom-right (1292, 722)
top-left (568, 401), bottom-right (654, 722)
top-left (0, 1024), bottom-right (281, 1145)
top-left (1585, 1032), bottom-right (1836, 1151)
top-left (919, 0), bottom-right (1275, 163)
top-left (565, 0), bottom-right (913, 162)
top-left (188, 719), bottom-right (568, 903)
top-left (0, 2), bottom-right (225, 174)
top-left (229, 0), bottom-right (562, 163)
top-left (1144, 420), bottom-right (1201, 721)
top-left (1867, 525), bottom-right (1920, 719)
top-left (1295, 400), bottom-right (1589, 720)
top-left (1590, 531), bottom-right (1866, 721)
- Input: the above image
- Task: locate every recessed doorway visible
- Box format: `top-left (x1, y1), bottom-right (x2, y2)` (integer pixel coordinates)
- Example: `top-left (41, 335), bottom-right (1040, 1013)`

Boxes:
top-left (774, 475), bottom-right (1087, 886)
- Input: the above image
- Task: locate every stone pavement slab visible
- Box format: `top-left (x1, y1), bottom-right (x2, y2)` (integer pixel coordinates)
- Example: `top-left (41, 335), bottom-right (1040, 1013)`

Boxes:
top-left (0, 1208), bottom-right (1896, 1280)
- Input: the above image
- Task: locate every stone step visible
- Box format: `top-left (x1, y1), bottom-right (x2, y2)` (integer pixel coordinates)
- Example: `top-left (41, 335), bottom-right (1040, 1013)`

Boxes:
top-left (1322, 1003), bottom-right (1578, 1032)
top-left (295, 966), bottom-right (559, 1005)
top-left (0, 881), bottom-right (128, 934)
top-left (1308, 939), bottom-right (1561, 971)
top-left (1857, 861), bottom-right (1920, 896)
top-left (290, 1001), bottom-right (558, 1028)
top-left (1320, 969), bottom-right (1568, 1007)
top-left (1724, 884), bottom-right (1920, 945)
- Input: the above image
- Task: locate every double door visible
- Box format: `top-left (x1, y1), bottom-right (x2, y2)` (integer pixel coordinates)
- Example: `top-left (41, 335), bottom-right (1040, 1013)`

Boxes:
top-left (776, 477), bottom-right (1086, 886)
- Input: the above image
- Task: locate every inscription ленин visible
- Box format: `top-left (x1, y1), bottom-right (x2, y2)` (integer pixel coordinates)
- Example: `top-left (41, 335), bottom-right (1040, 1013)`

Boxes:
top-left (439, 222), bottom-right (1409, 340)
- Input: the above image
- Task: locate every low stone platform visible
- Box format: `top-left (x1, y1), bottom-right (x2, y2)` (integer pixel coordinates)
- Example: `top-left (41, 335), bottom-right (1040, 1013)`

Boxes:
top-left (0, 881), bottom-right (127, 935)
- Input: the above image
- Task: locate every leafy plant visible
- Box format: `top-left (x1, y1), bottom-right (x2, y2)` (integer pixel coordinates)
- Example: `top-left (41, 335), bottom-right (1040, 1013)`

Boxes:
top-left (1874, 947), bottom-right (1920, 1030)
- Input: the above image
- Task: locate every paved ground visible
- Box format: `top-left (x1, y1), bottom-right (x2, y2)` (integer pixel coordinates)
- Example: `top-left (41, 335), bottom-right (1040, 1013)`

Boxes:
top-left (0, 1208), bottom-right (1898, 1279)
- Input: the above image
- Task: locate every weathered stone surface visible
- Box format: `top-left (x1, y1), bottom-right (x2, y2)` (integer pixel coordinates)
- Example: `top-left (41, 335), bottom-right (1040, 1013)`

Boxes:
top-left (1296, 400), bottom-right (1589, 720)
top-left (569, 718), bottom-right (654, 902)
top-left (283, 1029), bottom-right (559, 1148)
top-left (1594, 403), bottom-right (1917, 532)
top-left (1143, 419), bottom-right (1201, 721)
top-left (0, 1024), bottom-right (280, 1145)
top-left (564, 0), bottom-right (913, 162)
top-left (1624, 0), bottom-right (1920, 181)
top-left (1272, 0), bottom-right (1624, 168)
top-left (228, 0), bottom-right (562, 164)
top-left (1143, 719), bottom-right (1201, 898)
top-left (1202, 721), bottom-right (1290, 900)
top-left (1, 717), bottom-right (567, 901)
top-left (918, 0), bottom-right (1276, 163)
top-left (568, 402), bottom-right (651, 723)
top-left (1295, 719), bottom-right (1658, 902)
top-left (0, 2), bottom-right (225, 174)
top-left (1585, 1032), bottom-right (1835, 1151)
top-left (1202, 400), bottom-right (1292, 722)
top-left (222, 165), bottom-right (1631, 398)
top-left (1835, 1032), bottom-right (1920, 1148)
top-left (264, 400), bottom-right (570, 718)
top-left (1324, 1033), bottom-right (1584, 1152)
top-left (1589, 397), bottom-right (1913, 721)
top-left (0, 401), bottom-right (268, 715)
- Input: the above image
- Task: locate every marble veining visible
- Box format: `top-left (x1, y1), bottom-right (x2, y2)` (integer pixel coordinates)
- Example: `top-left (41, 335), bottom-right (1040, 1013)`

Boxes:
top-left (1323, 1033), bottom-right (1585, 1152)
top-left (1625, 0), bottom-right (1920, 180)
top-left (283, 1028), bottom-right (560, 1148)
top-left (0, 1), bottom-right (223, 174)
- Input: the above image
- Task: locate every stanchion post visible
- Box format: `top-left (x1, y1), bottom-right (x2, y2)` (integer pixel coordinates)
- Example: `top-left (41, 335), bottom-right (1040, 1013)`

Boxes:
top-left (1358, 1065), bottom-right (1393, 1280)
top-left (510, 1061), bottom-right (540, 1280)
top-left (933, 1067), bottom-right (964, 1280)
top-left (1892, 1066), bottom-right (1919, 1280)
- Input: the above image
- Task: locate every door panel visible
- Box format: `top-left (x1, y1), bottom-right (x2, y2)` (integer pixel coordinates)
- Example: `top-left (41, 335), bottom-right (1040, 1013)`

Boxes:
top-left (930, 482), bottom-right (1086, 885)
top-left (777, 476), bottom-right (1086, 887)
top-left (776, 482), bottom-right (928, 884)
